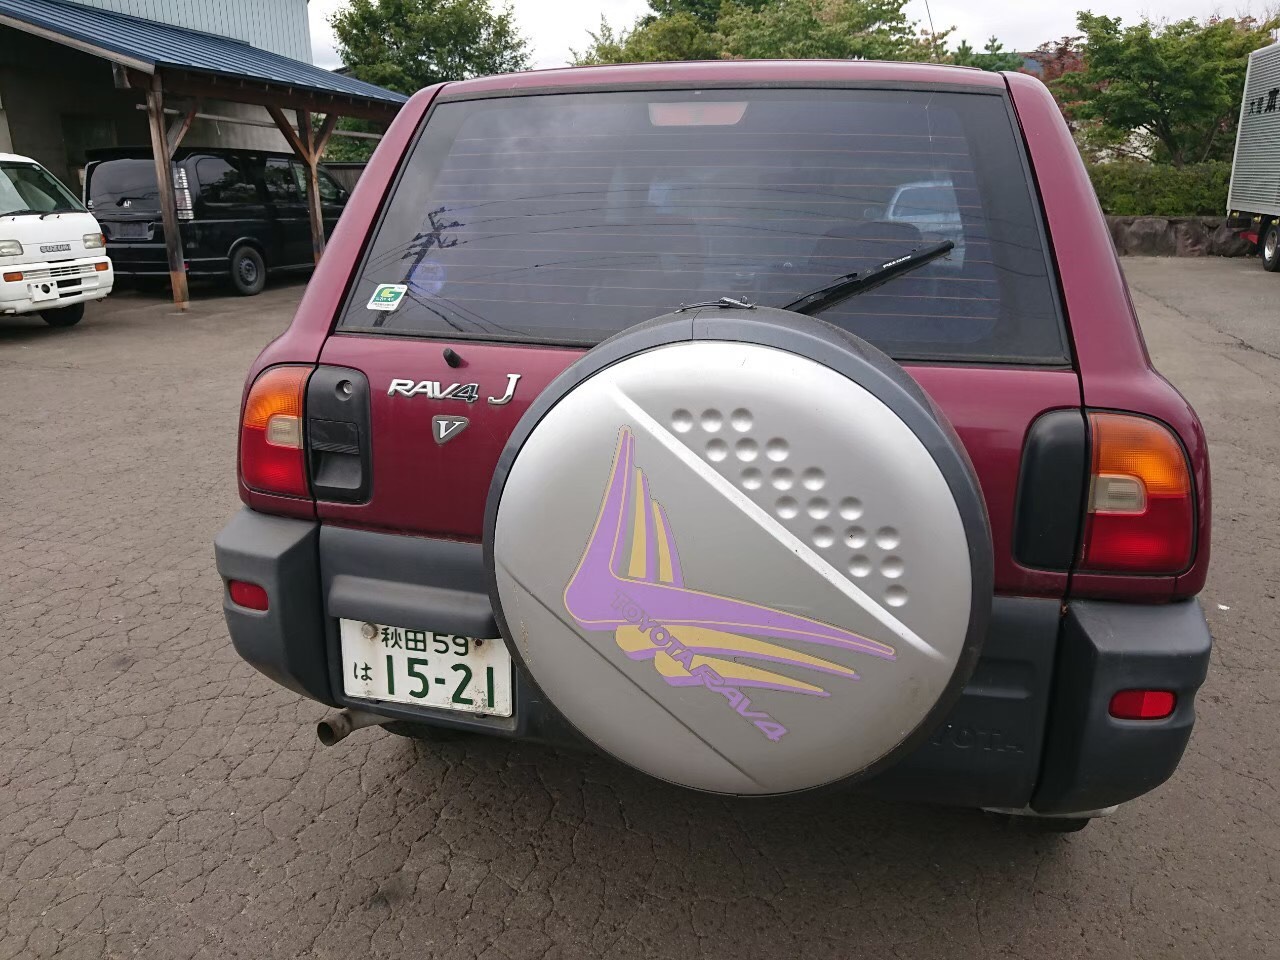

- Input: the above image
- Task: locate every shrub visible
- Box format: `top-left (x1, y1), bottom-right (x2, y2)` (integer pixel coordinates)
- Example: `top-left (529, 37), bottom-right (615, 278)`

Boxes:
top-left (1086, 161), bottom-right (1233, 217)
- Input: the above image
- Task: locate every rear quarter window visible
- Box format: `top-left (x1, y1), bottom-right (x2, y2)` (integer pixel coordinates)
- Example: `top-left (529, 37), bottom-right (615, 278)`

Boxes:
top-left (339, 88), bottom-right (1067, 364)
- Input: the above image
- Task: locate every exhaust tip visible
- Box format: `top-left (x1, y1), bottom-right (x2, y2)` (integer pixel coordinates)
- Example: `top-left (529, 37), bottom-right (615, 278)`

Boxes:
top-left (316, 717), bottom-right (345, 746)
top-left (316, 708), bottom-right (383, 746)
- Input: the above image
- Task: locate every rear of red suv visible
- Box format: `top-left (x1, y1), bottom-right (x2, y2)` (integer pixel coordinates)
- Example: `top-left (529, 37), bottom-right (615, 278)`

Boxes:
top-left (214, 61), bottom-right (1211, 828)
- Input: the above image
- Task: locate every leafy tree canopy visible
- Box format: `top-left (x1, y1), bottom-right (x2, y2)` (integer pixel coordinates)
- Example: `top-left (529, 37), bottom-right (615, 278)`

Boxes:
top-left (951, 37), bottom-right (1024, 72)
top-left (572, 0), bottom-right (948, 66)
top-left (1057, 13), bottom-right (1278, 166)
top-left (331, 0), bottom-right (530, 96)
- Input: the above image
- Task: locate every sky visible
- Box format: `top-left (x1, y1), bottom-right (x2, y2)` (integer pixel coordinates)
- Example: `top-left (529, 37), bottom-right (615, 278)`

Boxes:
top-left (308, 0), bottom-right (1272, 71)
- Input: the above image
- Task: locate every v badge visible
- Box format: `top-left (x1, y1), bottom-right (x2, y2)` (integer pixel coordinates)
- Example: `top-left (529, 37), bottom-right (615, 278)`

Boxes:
top-left (432, 415), bottom-right (469, 445)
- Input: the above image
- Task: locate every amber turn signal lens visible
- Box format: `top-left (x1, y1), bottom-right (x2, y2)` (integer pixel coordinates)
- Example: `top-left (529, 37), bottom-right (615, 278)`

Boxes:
top-left (2, 271), bottom-right (22, 282)
top-left (1081, 413), bottom-right (1194, 574)
top-left (94, 261), bottom-right (110, 272)
top-left (240, 365), bottom-right (311, 498)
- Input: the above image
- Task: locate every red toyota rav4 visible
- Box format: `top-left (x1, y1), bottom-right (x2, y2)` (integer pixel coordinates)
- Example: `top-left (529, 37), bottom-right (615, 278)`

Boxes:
top-left (214, 61), bottom-right (1212, 830)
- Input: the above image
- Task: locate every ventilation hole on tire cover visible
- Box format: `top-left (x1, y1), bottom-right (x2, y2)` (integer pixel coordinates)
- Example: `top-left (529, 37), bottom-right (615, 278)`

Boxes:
top-left (735, 438), bottom-right (759, 462)
top-left (706, 438), bottom-right (728, 462)
top-left (849, 555), bottom-right (872, 577)
top-left (701, 409), bottom-right (723, 432)
top-left (730, 408), bottom-right (753, 432)
top-left (885, 584), bottom-right (908, 607)
top-left (776, 496), bottom-right (800, 519)
top-left (839, 497), bottom-right (863, 520)
top-left (807, 497), bottom-right (830, 519)
top-left (881, 556), bottom-right (905, 579)
top-left (741, 468), bottom-right (763, 490)
top-left (765, 438), bottom-right (789, 462)
top-left (875, 526), bottom-right (901, 550)
top-left (672, 409), bottom-right (693, 433)
top-left (813, 526), bottom-right (835, 548)
top-left (844, 526), bottom-right (868, 548)
top-left (771, 468), bottom-right (794, 490)
top-left (801, 468), bottom-right (826, 491)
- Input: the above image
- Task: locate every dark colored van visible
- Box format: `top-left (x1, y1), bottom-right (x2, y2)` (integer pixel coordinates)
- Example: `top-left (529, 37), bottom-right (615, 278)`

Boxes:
top-left (84, 148), bottom-right (349, 295)
top-left (214, 62), bottom-right (1213, 831)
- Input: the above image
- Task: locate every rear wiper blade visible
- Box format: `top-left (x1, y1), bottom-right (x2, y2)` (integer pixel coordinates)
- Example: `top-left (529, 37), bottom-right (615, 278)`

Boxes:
top-left (782, 239), bottom-right (954, 316)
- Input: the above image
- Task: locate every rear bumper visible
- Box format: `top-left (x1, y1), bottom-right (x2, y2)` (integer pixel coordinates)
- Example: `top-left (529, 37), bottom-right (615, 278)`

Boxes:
top-left (105, 241), bottom-right (228, 278)
top-left (214, 508), bottom-right (1212, 810)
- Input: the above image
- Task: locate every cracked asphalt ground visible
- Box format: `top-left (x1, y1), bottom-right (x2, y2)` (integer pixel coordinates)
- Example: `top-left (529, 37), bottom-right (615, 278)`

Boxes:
top-left (1, 258), bottom-right (1276, 959)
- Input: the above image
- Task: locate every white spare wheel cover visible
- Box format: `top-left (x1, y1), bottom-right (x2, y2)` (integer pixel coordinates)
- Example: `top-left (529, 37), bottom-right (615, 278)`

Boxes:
top-left (485, 308), bottom-right (992, 796)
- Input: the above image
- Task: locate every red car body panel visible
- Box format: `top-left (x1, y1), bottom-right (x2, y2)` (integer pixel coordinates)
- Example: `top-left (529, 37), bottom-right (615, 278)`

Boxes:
top-left (1005, 72), bottom-right (1210, 599)
top-left (312, 333), bottom-right (1081, 599)
top-left (238, 62), bottom-right (1210, 604)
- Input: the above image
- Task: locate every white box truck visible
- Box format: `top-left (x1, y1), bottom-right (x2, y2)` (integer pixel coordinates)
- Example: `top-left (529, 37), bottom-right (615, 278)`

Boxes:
top-left (1228, 41), bottom-right (1280, 272)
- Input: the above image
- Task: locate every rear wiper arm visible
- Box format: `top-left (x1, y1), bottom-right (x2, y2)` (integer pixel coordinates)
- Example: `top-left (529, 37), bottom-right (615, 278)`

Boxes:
top-left (782, 239), bottom-right (954, 316)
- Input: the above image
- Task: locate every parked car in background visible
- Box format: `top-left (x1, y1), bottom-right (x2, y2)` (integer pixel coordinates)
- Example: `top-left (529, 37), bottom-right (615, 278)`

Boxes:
top-left (85, 147), bottom-right (349, 295)
top-left (1227, 40), bottom-right (1280, 271)
top-left (885, 179), bottom-right (966, 267)
top-left (0, 152), bottom-right (112, 327)
top-left (215, 62), bottom-right (1212, 832)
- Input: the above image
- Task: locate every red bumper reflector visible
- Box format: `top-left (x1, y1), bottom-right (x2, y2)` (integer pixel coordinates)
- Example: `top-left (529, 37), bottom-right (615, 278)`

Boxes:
top-left (228, 580), bottom-right (269, 611)
top-left (1109, 689), bottom-right (1175, 720)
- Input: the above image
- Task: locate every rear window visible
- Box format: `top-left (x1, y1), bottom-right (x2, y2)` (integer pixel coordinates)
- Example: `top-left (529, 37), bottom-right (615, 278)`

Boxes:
top-left (339, 88), bottom-right (1067, 363)
top-left (86, 160), bottom-right (159, 213)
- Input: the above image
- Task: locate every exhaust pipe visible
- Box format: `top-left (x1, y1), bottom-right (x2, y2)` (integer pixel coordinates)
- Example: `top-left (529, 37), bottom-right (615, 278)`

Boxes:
top-left (317, 708), bottom-right (385, 746)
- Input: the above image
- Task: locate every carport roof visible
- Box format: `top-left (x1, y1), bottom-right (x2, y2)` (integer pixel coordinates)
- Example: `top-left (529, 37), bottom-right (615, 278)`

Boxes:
top-left (0, 0), bottom-right (407, 106)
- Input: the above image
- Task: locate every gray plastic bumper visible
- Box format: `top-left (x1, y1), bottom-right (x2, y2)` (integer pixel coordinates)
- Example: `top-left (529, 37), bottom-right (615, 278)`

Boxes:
top-left (213, 508), bottom-right (333, 705)
top-left (213, 508), bottom-right (1211, 808)
top-left (1030, 598), bottom-right (1212, 815)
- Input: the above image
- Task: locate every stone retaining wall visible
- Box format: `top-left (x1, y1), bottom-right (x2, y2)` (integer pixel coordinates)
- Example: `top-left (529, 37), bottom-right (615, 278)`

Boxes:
top-left (1106, 216), bottom-right (1256, 257)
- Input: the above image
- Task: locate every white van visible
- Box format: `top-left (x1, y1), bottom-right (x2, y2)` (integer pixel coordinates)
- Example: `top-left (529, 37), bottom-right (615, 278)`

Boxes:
top-left (0, 153), bottom-right (113, 327)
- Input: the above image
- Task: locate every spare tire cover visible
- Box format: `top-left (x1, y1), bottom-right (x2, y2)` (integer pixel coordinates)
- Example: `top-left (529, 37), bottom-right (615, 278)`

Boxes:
top-left (486, 309), bottom-right (991, 795)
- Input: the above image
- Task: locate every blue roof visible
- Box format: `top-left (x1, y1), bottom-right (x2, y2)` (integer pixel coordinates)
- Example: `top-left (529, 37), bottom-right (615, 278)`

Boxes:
top-left (0, 0), bottom-right (407, 105)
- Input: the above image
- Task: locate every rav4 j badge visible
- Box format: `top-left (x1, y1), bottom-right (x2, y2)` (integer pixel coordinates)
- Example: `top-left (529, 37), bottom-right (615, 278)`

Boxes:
top-left (367, 283), bottom-right (408, 311)
top-left (388, 373), bottom-right (521, 405)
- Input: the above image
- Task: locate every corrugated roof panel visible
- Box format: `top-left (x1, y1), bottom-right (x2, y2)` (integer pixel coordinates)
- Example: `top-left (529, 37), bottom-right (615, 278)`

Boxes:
top-left (0, 0), bottom-right (407, 104)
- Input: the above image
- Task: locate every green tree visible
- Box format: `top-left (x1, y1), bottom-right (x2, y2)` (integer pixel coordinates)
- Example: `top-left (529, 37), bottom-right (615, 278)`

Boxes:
top-left (570, 12), bottom-right (720, 65)
top-left (950, 36), bottom-right (1024, 72)
top-left (719, 0), bottom-right (943, 60)
top-left (645, 0), bottom-right (771, 26)
top-left (1057, 13), bottom-right (1278, 166)
top-left (331, 0), bottom-right (531, 96)
top-left (571, 0), bottom-right (946, 66)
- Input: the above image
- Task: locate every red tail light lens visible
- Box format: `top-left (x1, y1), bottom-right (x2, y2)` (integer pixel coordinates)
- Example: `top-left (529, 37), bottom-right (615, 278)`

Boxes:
top-left (241, 365), bottom-right (311, 498)
top-left (1109, 689), bottom-right (1176, 720)
top-left (1081, 413), bottom-right (1194, 574)
top-left (228, 580), bottom-right (269, 611)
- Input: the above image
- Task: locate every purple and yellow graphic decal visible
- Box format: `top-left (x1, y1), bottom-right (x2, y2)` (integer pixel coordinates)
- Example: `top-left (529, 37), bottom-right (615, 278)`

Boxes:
top-left (565, 427), bottom-right (896, 741)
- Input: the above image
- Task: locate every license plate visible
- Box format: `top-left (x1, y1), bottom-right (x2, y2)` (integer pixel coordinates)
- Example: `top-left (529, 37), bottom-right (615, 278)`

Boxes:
top-left (28, 283), bottom-right (57, 302)
top-left (108, 221), bottom-right (149, 239)
top-left (339, 620), bottom-right (513, 717)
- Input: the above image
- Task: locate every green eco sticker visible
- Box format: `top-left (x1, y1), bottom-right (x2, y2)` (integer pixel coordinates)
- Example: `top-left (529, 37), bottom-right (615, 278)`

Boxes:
top-left (367, 283), bottom-right (408, 311)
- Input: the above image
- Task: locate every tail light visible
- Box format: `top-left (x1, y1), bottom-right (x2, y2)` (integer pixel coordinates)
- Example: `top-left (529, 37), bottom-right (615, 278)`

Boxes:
top-left (175, 167), bottom-right (194, 221)
top-left (241, 365), bottom-right (311, 498)
top-left (1080, 413), bottom-right (1194, 574)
